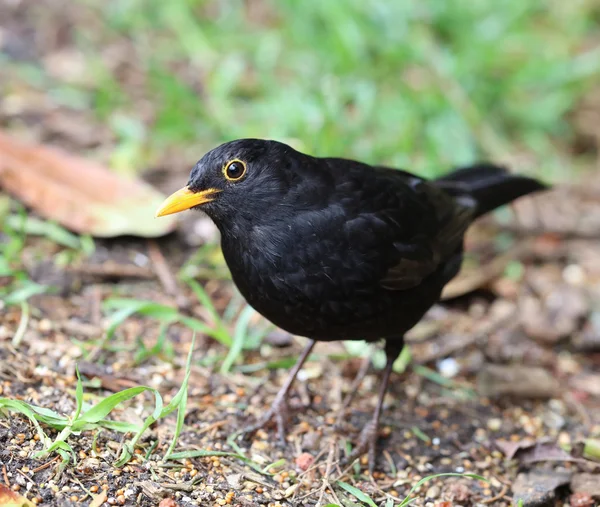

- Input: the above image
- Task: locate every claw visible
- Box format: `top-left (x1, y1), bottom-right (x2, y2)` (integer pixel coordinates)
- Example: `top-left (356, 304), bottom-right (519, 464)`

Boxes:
top-left (341, 419), bottom-right (380, 474)
top-left (240, 396), bottom-right (290, 446)
top-left (238, 340), bottom-right (316, 445)
top-left (340, 342), bottom-right (403, 474)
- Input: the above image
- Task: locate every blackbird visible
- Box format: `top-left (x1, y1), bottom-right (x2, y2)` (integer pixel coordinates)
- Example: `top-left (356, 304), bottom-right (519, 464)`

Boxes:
top-left (156, 138), bottom-right (547, 467)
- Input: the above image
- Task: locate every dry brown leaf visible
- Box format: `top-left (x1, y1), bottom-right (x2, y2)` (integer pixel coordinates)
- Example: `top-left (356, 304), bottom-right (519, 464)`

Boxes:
top-left (441, 239), bottom-right (532, 300)
top-left (89, 490), bottom-right (108, 507)
top-left (0, 130), bottom-right (177, 237)
top-left (512, 470), bottom-right (572, 507)
top-left (477, 364), bottom-right (561, 399)
top-left (0, 483), bottom-right (35, 507)
top-left (571, 473), bottom-right (600, 498)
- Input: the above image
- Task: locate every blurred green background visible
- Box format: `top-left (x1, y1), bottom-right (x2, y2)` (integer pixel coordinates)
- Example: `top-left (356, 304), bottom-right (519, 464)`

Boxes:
top-left (2, 0), bottom-right (599, 180)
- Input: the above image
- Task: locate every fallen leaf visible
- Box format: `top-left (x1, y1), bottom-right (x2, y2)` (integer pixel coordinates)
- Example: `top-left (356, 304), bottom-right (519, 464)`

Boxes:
top-left (0, 483), bottom-right (35, 507)
top-left (477, 364), bottom-right (561, 399)
top-left (495, 438), bottom-right (537, 460)
top-left (0, 130), bottom-right (177, 237)
top-left (441, 241), bottom-right (531, 300)
top-left (571, 473), bottom-right (600, 497)
top-left (89, 490), bottom-right (108, 507)
top-left (496, 438), bottom-right (588, 465)
top-left (512, 470), bottom-right (572, 507)
top-left (520, 285), bottom-right (589, 344)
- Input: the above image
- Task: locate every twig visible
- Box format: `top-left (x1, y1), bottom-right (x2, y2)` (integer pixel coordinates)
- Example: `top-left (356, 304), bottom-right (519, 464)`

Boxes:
top-left (147, 240), bottom-right (190, 309)
top-left (295, 447), bottom-right (329, 480)
top-left (12, 301), bottom-right (29, 347)
top-left (2, 464), bottom-right (9, 486)
top-left (56, 320), bottom-right (102, 338)
top-left (68, 263), bottom-right (155, 279)
top-left (316, 440), bottom-right (341, 507)
top-left (90, 285), bottom-right (102, 327)
top-left (481, 483), bottom-right (509, 504)
top-left (15, 468), bottom-right (31, 484)
top-left (31, 456), bottom-right (60, 474)
top-left (195, 419), bottom-right (228, 436)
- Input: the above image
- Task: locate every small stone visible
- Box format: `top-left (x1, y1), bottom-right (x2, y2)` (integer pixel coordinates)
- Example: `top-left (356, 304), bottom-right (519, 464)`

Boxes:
top-left (487, 418), bottom-right (502, 431)
top-left (226, 474), bottom-right (243, 490)
top-left (295, 452), bottom-right (314, 471)
top-left (570, 492), bottom-right (594, 507)
top-left (284, 484), bottom-right (298, 498)
top-left (38, 319), bottom-right (53, 332)
top-left (426, 485), bottom-right (440, 499)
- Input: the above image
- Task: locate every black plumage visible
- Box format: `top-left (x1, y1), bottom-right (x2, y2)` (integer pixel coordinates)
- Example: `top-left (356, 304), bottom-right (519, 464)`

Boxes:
top-left (156, 138), bottom-right (548, 468)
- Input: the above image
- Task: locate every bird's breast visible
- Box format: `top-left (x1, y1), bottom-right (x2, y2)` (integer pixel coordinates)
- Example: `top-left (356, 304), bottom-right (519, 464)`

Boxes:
top-left (219, 222), bottom-right (409, 340)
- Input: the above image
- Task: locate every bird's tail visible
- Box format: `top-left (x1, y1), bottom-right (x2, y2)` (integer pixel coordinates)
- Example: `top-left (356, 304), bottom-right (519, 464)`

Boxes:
top-left (434, 163), bottom-right (549, 219)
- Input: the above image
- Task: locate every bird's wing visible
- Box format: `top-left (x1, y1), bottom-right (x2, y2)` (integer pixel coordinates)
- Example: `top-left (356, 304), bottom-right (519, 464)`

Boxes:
top-left (374, 170), bottom-right (476, 290)
top-left (328, 158), bottom-right (476, 291)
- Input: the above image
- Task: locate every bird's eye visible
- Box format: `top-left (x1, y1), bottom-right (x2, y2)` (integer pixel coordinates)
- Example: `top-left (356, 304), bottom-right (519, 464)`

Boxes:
top-left (223, 159), bottom-right (247, 181)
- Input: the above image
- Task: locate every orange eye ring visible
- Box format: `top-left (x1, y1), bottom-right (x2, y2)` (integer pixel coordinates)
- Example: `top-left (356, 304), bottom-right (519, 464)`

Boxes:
top-left (223, 159), bottom-right (247, 181)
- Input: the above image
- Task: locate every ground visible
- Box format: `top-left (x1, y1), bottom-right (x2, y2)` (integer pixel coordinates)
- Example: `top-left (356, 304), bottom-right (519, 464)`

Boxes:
top-left (1, 1), bottom-right (600, 506)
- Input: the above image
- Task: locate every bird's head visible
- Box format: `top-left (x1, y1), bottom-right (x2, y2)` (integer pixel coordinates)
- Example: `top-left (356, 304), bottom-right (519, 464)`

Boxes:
top-left (155, 139), bottom-right (311, 228)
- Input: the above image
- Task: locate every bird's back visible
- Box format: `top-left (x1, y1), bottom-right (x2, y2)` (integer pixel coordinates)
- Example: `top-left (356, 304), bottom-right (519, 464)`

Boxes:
top-left (222, 159), bottom-right (473, 341)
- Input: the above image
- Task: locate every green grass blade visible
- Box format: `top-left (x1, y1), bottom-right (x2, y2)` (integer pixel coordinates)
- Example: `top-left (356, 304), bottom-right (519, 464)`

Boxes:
top-left (74, 367), bottom-right (84, 421)
top-left (220, 305), bottom-right (255, 373)
top-left (72, 386), bottom-right (156, 428)
top-left (336, 481), bottom-right (378, 507)
top-left (3, 281), bottom-right (48, 305)
top-left (397, 473), bottom-right (487, 507)
top-left (163, 334), bottom-right (195, 458)
top-left (0, 399), bottom-right (51, 446)
top-left (12, 301), bottom-right (29, 347)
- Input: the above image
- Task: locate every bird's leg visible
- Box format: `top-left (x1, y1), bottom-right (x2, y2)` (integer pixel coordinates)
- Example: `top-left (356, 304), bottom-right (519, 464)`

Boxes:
top-left (344, 341), bottom-right (402, 473)
top-left (334, 354), bottom-right (371, 429)
top-left (241, 339), bottom-right (316, 445)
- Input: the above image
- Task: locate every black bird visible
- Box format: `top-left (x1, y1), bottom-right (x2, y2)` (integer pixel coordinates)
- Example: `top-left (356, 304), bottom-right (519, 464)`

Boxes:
top-left (156, 139), bottom-right (547, 467)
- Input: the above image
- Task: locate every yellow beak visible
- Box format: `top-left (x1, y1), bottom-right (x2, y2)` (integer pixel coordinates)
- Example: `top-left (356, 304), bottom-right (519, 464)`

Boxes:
top-left (155, 186), bottom-right (221, 217)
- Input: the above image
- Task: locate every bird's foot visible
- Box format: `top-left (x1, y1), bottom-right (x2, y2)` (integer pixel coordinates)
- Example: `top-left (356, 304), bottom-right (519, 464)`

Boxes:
top-left (342, 419), bottom-right (380, 474)
top-left (239, 396), bottom-right (290, 446)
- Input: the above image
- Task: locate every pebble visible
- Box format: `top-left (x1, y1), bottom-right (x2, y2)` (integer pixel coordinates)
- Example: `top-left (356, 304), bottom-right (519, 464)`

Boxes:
top-left (487, 418), bottom-right (502, 431)
top-left (437, 358), bottom-right (460, 378)
top-left (426, 485), bottom-right (440, 499)
top-left (38, 319), bottom-right (53, 332)
top-left (295, 452), bottom-right (314, 471)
